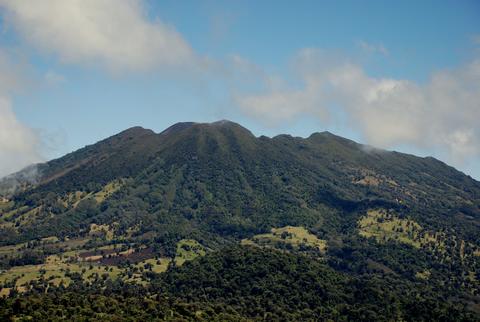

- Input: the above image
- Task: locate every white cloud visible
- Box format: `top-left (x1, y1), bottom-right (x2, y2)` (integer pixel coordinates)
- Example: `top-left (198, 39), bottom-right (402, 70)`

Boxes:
top-left (0, 0), bottom-right (198, 72)
top-left (0, 51), bottom-right (42, 178)
top-left (358, 40), bottom-right (389, 56)
top-left (0, 97), bottom-right (42, 178)
top-left (235, 49), bottom-right (480, 170)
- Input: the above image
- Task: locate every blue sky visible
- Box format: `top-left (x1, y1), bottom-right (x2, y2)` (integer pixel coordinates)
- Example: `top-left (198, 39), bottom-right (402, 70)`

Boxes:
top-left (0, 0), bottom-right (479, 179)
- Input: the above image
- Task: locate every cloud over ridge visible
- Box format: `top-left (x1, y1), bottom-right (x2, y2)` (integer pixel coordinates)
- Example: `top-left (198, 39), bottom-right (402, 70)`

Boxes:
top-left (0, 1), bottom-right (478, 179)
top-left (236, 49), bottom-right (480, 169)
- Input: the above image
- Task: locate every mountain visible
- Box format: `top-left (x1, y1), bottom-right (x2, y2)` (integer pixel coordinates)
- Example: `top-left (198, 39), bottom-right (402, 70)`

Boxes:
top-left (0, 120), bottom-right (479, 321)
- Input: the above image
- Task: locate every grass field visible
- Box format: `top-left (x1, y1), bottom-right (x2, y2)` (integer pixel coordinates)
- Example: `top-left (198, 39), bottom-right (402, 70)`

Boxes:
top-left (358, 209), bottom-right (424, 248)
top-left (0, 243), bottom-right (27, 256)
top-left (242, 226), bottom-right (327, 253)
top-left (135, 258), bottom-right (171, 273)
top-left (0, 254), bottom-right (124, 293)
top-left (356, 209), bottom-right (478, 262)
top-left (0, 205), bottom-right (29, 225)
top-left (93, 180), bottom-right (125, 203)
top-left (174, 239), bottom-right (206, 266)
top-left (0, 239), bottom-right (155, 296)
top-left (64, 179), bottom-right (125, 209)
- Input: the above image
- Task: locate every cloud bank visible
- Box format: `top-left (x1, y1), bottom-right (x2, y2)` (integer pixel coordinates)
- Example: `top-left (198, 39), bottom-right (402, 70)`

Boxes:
top-left (236, 49), bottom-right (480, 169)
top-left (0, 0), bottom-right (197, 72)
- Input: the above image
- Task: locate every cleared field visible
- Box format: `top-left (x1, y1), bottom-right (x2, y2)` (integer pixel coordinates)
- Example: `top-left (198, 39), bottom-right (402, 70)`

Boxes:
top-left (0, 205), bottom-right (28, 221)
top-left (174, 239), bottom-right (206, 266)
top-left (242, 226), bottom-right (327, 253)
top-left (356, 209), bottom-right (474, 260)
top-left (41, 236), bottom-right (60, 243)
top-left (15, 206), bottom-right (42, 226)
top-left (66, 179), bottom-right (125, 209)
top-left (0, 253), bottom-right (126, 294)
top-left (0, 287), bottom-right (11, 297)
top-left (358, 209), bottom-right (424, 248)
top-left (0, 243), bottom-right (27, 256)
top-left (135, 258), bottom-right (171, 274)
top-left (93, 180), bottom-right (124, 203)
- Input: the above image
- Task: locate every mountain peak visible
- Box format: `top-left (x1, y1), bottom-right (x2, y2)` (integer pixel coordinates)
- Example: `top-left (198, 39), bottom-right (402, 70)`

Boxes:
top-left (159, 122), bottom-right (197, 135)
top-left (117, 126), bottom-right (154, 136)
top-left (160, 120), bottom-right (254, 138)
top-left (210, 119), bottom-right (236, 126)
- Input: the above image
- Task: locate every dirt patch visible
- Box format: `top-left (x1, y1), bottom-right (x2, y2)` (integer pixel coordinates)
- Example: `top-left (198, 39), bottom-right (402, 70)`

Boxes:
top-left (100, 247), bottom-right (155, 265)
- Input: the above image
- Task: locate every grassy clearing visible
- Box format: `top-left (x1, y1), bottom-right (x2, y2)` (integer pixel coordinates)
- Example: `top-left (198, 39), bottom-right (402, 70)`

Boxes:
top-left (77, 244), bottom-right (136, 262)
top-left (0, 238), bottom-right (111, 294)
top-left (242, 226), bottom-right (327, 253)
top-left (0, 243), bottom-right (27, 256)
top-left (0, 205), bottom-right (28, 221)
top-left (69, 191), bottom-right (88, 208)
top-left (0, 238), bottom-right (90, 266)
top-left (60, 237), bottom-right (91, 248)
top-left (93, 180), bottom-right (124, 203)
top-left (174, 239), bottom-right (206, 266)
top-left (357, 209), bottom-right (462, 258)
top-left (0, 254), bottom-right (123, 293)
top-left (358, 209), bottom-right (423, 248)
top-left (351, 168), bottom-right (398, 188)
top-left (15, 206), bottom-right (42, 226)
top-left (354, 175), bottom-right (380, 186)
top-left (63, 179), bottom-right (125, 209)
top-left (41, 236), bottom-right (60, 243)
top-left (135, 258), bottom-right (171, 274)
top-left (0, 287), bottom-right (11, 297)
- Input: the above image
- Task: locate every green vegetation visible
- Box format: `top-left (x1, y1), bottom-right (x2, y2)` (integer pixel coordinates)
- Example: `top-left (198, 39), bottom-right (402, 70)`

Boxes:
top-left (358, 209), bottom-right (424, 247)
top-left (1, 246), bottom-right (476, 321)
top-left (88, 223), bottom-right (116, 240)
top-left (0, 121), bottom-right (479, 320)
top-left (174, 239), bottom-right (206, 266)
top-left (135, 258), bottom-right (171, 274)
top-left (242, 226), bottom-right (327, 254)
top-left (0, 254), bottom-right (122, 292)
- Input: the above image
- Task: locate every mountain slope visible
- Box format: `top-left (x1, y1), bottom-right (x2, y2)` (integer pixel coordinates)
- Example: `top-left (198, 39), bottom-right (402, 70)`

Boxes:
top-left (0, 120), bottom-right (479, 318)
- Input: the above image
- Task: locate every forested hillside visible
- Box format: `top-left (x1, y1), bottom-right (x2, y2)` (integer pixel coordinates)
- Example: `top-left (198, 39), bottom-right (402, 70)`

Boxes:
top-left (0, 121), bottom-right (479, 320)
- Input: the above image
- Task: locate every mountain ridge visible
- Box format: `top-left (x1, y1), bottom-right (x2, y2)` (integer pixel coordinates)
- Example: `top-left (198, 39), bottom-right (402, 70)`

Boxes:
top-left (0, 120), bottom-right (479, 319)
top-left (2, 120), bottom-right (477, 196)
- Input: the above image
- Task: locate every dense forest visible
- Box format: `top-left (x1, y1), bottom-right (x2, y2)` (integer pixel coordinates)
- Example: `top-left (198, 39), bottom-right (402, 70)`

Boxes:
top-left (1, 246), bottom-right (477, 321)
